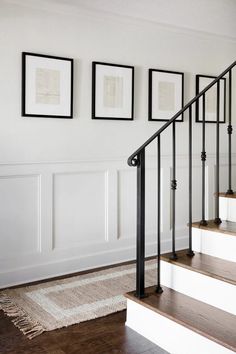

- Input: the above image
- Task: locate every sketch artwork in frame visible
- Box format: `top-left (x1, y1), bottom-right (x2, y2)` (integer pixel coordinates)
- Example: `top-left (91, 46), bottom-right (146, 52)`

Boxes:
top-left (196, 75), bottom-right (226, 123)
top-left (92, 62), bottom-right (134, 120)
top-left (149, 69), bottom-right (184, 122)
top-left (22, 52), bottom-right (73, 118)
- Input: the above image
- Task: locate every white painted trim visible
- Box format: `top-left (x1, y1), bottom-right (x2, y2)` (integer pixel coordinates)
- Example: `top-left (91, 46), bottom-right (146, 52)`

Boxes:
top-left (0, 244), bottom-right (138, 289)
top-left (0, 152), bottom-right (235, 167)
top-left (0, 236), bottom-right (188, 289)
top-left (126, 299), bottom-right (235, 354)
top-left (0, 153), bottom-right (234, 288)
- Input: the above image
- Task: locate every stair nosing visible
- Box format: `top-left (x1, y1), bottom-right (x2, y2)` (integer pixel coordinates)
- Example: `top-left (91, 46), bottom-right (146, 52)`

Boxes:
top-left (161, 251), bottom-right (236, 286)
top-left (191, 220), bottom-right (236, 237)
top-left (219, 192), bottom-right (236, 199)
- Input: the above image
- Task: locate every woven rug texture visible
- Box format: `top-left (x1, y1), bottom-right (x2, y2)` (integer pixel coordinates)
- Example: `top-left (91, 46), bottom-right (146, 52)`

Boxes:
top-left (0, 260), bottom-right (156, 339)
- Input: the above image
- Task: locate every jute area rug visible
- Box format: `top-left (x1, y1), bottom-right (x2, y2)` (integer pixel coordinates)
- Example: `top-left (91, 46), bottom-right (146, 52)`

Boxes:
top-left (0, 260), bottom-right (156, 339)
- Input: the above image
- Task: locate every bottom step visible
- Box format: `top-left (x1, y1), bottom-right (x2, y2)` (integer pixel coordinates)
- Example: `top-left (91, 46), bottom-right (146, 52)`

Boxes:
top-left (126, 286), bottom-right (236, 354)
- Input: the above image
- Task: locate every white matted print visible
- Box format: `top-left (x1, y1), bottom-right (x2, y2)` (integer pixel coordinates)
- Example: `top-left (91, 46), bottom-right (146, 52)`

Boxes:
top-left (149, 69), bottom-right (184, 122)
top-left (92, 62), bottom-right (134, 120)
top-left (22, 52), bottom-right (73, 118)
top-left (196, 75), bottom-right (226, 123)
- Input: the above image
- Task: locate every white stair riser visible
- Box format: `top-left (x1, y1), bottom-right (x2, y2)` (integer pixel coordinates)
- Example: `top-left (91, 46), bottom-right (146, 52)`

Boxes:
top-left (160, 260), bottom-right (236, 315)
top-left (192, 228), bottom-right (236, 262)
top-left (126, 299), bottom-right (234, 354)
top-left (220, 197), bottom-right (236, 222)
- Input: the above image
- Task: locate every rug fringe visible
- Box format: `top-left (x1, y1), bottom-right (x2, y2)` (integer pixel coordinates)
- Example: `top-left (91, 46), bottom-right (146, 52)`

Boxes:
top-left (0, 293), bottom-right (45, 339)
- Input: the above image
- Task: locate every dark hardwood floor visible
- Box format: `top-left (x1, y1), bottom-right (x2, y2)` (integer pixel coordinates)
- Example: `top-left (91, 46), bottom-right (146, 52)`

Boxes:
top-left (0, 256), bottom-right (168, 354)
top-left (0, 309), bottom-right (167, 354)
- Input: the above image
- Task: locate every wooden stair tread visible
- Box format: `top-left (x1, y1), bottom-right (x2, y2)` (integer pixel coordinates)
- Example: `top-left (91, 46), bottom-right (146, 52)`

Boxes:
top-left (192, 219), bottom-right (236, 236)
top-left (161, 250), bottom-right (236, 285)
top-left (126, 286), bottom-right (236, 352)
top-left (218, 192), bottom-right (236, 199)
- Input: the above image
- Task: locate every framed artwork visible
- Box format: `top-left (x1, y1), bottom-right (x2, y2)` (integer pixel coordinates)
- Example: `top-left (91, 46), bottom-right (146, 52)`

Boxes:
top-left (92, 62), bottom-right (134, 120)
top-left (22, 52), bottom-right (73, 118)
top-left (195, 75), bottom-right (226, 123)
top-left (149, 69), bottom-right (184, 122)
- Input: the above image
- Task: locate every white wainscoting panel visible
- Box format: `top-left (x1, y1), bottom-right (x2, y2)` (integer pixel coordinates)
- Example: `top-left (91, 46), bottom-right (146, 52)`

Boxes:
top-left (117, 168), bottom-right (161, 242)
top-left (53, 171), bottom-right (108, 249)
top-left (0, 174), bottom-right (41, 259)
top-left (0, 154), bottom-right (234, 288)
top-left (175, 165), bottom-right (203, 230)
top-left (145, 168), bottom-right (158, 239)
top-left (118, 169), bottom-right (136, 240)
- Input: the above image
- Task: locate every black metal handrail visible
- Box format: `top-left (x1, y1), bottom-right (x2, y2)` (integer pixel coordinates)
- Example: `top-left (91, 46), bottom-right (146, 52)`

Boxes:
top-left (128, 60), bottom-right (236, 299)
top-left (128, 60), bottom-right (236, 167)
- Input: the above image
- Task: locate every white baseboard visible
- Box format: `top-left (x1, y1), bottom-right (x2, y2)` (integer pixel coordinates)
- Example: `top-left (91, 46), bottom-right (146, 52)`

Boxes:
top-left (0, 236), bottom-right (188, 289)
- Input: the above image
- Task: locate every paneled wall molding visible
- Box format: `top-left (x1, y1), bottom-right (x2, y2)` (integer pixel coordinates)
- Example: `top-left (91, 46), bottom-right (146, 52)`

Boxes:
top-left (0, 151), bottom-right (235, 167)
top-left (0, 153), bottom-right (235, 288)
top-left (1, 1), bottom-right (236, 289)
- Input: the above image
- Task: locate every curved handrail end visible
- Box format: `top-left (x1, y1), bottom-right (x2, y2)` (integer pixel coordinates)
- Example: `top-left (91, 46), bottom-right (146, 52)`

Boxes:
top-left (127, 155), bottom-right (139, 167)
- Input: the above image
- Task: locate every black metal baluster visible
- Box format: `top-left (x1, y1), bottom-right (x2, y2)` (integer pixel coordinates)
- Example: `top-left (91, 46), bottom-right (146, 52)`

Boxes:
top-left (187, 106), bottom-right (195, 257)
top-left (200, 94), bottom-right (207, 226)
top-left (136, 149), bottom-right (146, 298)
top-left (227, 69), bottom-right (233, 194)
top-left (170, 122), bottom-right (177, 260)
top-left (156, 136), bottom-right (163, 293)
top-left (214, 82), bottom-right (222, 224)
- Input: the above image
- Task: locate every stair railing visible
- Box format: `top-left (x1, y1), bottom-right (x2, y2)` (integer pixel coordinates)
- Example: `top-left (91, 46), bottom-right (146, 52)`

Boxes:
top-left (128, 60), bottom-right (236, 298)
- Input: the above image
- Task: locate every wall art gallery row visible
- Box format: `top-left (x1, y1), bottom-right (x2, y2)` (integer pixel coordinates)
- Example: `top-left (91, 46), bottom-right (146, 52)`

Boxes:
top-left (22, 52), bottom-right (226, 123)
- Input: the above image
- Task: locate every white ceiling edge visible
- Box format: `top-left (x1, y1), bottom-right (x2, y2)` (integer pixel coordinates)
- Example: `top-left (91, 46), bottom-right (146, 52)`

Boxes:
top-left (2, 0), bottom-right (236, 42)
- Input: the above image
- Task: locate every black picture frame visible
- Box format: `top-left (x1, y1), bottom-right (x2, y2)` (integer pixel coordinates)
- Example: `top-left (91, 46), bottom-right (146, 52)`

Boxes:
top-left (195, 74), bottom-right (226, 123)
top-left (92, 61), bottom-right (134, 120)
top-left (22, 52), bottom-right (73, 119)
top-left (148, 69), bottom-right (184, 122)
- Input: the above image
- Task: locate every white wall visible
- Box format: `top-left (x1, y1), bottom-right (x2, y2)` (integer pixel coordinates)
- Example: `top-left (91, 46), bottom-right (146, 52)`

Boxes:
top-left (58, 0), bottom-right (236, 39)
top-left (0, 1), bottom-right (236, 287)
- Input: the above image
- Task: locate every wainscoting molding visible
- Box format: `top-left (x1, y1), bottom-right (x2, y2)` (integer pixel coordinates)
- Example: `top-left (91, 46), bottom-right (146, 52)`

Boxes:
top-left (0, 154), bottom-right (235, 288)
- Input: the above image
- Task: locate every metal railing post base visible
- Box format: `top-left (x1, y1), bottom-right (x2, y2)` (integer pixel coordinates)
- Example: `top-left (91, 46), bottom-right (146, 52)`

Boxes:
top-left (226, 189), bottom-right (234, 195)
top-left (169, 253), bottom-right (178, 261)
top-left (155, 285), bottom-right (163, 294)
top-left (186, 250), bottom-right (195, 257)
top-left (134, 293), bottom-right (148, 299)
top-left (214, 217), bottom-right (222, 225)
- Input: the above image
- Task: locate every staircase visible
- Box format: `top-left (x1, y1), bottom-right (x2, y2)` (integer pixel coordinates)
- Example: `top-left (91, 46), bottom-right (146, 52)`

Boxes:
top-left (125, 61), bottom-right (236, 354)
